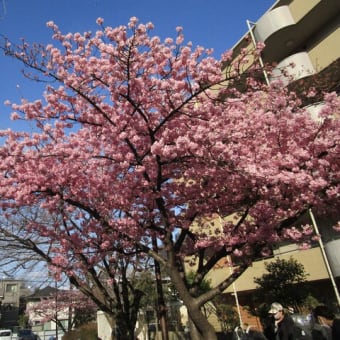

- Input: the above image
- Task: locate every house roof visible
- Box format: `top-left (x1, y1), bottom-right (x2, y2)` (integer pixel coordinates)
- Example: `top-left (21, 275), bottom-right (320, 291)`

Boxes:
top-left (26, 286), bottom-right (58, 300)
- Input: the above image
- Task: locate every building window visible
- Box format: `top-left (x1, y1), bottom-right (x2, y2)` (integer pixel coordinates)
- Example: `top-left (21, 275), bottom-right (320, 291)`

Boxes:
top-left (6, 283), bottom-right (17, 293)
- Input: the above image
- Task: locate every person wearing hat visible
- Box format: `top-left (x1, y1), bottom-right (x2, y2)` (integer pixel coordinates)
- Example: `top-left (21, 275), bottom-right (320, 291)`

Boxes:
top-left (264, 302), bottom-right (296, 340)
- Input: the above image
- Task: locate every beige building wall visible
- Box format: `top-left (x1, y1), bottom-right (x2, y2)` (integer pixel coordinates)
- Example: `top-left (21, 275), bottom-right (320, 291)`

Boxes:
top-left (308, 26), bottom-right (340, 71)
top-left (288, 0), bottom-right (320, 22)
top-left (206, 247), bottom-right (329, 294)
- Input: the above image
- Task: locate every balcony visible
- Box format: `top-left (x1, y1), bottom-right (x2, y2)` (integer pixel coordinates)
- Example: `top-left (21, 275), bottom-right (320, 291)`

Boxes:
top-left (253, 0), bottom-right (339, 64)
top-left (254, 6), bottom-right (295, 43)
top-left (305, 102), bottom-right (325, 122)
top-left (270, 51), bottom-right (315, 86)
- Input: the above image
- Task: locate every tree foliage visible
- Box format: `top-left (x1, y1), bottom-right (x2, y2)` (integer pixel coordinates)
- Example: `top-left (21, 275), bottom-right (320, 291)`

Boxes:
top-left (213, 302), bottom-right (238, 334)
top-left (0, 17), bottom-right (339, 340)
top-left (253, 257), bottom-right (309, 312)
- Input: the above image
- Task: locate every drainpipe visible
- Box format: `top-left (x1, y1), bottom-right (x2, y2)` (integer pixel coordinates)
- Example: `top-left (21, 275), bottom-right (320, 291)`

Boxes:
top-left (246, 20), bottom-right (270, 85)
top-left (218, 214), bottom-right (243, 328)
top-left (227, 256), bottom-right (243, 329)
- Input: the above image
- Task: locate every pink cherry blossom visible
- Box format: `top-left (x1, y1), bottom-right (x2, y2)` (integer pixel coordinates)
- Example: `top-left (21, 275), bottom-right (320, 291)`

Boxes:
top-left (0, 18), bottom-right (339, 340)
top-left (96, 17), bottom-right (104, 25)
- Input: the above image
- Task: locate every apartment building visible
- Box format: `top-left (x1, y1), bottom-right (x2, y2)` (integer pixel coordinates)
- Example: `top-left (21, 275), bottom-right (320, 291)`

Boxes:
top-left (235, 0), bottom-right (340, 90)
top-left (206, 0), bottom-right (340, 331)
top-left (0, 279), bottom-right (21, 329)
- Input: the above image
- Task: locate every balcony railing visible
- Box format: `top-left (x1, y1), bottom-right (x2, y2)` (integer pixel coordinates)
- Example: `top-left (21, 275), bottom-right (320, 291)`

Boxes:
top-left (305, 102), bottom-right (325, 122)
top-left (254, 6), bottom-right (295, 43)
top-left (270, 51), bottom-right (315, 86)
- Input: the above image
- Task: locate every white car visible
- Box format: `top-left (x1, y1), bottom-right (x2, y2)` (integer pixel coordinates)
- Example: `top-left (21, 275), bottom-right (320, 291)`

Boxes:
top-left (0, 329), bottom-right (12, 340)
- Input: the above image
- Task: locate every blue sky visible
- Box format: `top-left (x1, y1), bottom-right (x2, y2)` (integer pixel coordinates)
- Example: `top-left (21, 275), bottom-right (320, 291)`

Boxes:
top-left (0, 0), bottom-right (274, 133)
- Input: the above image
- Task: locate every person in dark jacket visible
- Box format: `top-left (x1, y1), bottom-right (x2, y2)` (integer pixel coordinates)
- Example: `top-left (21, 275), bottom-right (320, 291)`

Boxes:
top-left (312, 305), bottom-right (340, 340)
top-left (264, 302), bottom-right (296, 340)
top-left (332, 317), bottom-right (340, 339)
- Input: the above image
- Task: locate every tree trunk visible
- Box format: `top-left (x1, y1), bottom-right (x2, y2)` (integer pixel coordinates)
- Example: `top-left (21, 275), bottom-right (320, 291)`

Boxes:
top-left (188, 317), bottom-right (204, 340)
top-left (153, 237), bottom-right (169, 340)
top-left (114, 314), bottom-right (135, 340)
top-left (186, 305), bottom-right (217, 340)
top-left (167, 265), bottom-right (217, 340)
top-left (155, 265), bottom-right (169, 340)
top-left (100, 313), bottom-right (134, 340)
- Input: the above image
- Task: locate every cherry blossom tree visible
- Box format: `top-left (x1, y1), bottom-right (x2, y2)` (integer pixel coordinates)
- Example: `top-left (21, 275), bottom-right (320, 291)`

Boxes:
top-left (0, 17), bottom-right (339, 340)
top-left (26, 289), bottom-right (97, 333)
top-left (0, 206), bottom-right (151, 340)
